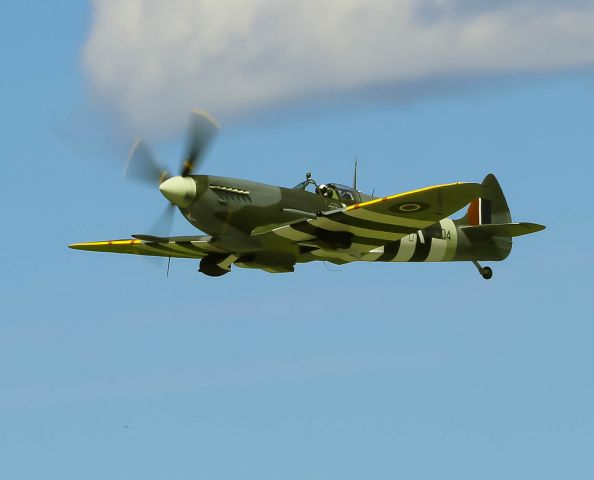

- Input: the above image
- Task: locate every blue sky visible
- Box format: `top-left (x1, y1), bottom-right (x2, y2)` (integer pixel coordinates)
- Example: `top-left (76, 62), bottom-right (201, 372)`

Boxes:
top-left (1, 2), bottom-right (594, 479)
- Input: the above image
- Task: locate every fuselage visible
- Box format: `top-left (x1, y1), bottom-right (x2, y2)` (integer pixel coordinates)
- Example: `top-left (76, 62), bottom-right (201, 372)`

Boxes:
top-left (177, 175), bottom-right (511, 263)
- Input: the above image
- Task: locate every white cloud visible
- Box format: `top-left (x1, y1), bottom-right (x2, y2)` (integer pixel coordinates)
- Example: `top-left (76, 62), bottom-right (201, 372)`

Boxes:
top-left (83, 0), bottom-right (594, 136)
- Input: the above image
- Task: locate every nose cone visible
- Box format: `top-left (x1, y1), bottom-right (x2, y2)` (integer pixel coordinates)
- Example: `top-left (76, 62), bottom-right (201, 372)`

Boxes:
top-left (159, 176), bottom-right (197, 207)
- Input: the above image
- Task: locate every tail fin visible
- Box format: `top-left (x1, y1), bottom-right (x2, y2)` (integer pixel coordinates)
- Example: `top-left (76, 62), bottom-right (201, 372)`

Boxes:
top-left (460, 173), bottom-right (511, 226)
top-left (455, 174), bottom-right (545, 261)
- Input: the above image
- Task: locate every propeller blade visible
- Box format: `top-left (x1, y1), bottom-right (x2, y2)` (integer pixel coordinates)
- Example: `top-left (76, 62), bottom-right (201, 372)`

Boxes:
top-left (125, 139), bottom-right (170, 185)
top-left (148, 203), bottom-right (176, 237)
top-left (135, 205), bottom-right (175, 268)
top-left (180, 110), bottom-right (219, 177)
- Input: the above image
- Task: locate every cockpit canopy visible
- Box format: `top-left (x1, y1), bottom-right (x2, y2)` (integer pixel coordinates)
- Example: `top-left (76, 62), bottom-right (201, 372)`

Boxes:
top-left (292, 178), bottom-right (360, 204)
top-left (321, 183), bottom-right (358, 202)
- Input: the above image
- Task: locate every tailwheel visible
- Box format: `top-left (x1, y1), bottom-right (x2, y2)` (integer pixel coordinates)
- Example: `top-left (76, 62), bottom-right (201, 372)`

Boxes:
top-left (480, 266), bottom-right (493, 280)
top-left (472, 260), bottom-right (493, 280)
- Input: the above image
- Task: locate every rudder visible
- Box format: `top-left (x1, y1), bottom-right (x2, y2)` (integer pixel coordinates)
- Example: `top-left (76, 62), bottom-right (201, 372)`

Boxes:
top-left (461, 174), bottom-right (511, 226)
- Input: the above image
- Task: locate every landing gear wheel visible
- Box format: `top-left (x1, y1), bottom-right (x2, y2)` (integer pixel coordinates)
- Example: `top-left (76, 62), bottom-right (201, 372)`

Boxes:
top-left (472, 260), bottom-right (493, 280)
top-left (480, 266), bottom-right (493, 280)
top-left (199, 255), bottom-right (231, 277)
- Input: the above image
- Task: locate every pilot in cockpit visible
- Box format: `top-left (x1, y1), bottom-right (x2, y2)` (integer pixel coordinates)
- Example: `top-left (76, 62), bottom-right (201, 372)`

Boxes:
top-left (318, 184), bottom-right (339, 200)
top-left (292, 174), bottom-right (358, 204)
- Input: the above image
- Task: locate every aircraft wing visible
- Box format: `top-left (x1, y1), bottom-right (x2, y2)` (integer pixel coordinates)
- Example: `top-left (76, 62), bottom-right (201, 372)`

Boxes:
top-left (69, 234), bottom-right (228, 258)
top-left (252, 182), bottom-right (485, 250)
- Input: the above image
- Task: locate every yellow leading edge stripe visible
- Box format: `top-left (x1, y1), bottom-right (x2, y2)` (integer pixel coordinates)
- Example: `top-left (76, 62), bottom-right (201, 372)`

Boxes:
top-left (346, 182), bottom-right (464, 210)
top-left (69, 239), bottom-right (142, 248)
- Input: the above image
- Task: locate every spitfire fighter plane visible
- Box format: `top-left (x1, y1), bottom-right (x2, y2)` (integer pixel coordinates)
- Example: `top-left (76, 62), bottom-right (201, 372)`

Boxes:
top-left (69, 111), bottom-right (545, 279)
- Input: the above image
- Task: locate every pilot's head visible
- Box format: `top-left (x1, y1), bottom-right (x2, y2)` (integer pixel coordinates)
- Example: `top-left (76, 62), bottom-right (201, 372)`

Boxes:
top-left (318, 184), bottom-right (329, 196)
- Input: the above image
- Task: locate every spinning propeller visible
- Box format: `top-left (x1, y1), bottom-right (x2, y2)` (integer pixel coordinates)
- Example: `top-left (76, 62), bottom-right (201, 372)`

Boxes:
top-left (124, 110), bottom-right (219, 235)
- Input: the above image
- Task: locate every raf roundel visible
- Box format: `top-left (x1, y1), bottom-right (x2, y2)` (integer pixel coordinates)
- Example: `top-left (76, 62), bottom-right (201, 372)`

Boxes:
top-left (390, 201), bottom-right (430, 214)
top-left (399, 203), bottom-right (421, 212)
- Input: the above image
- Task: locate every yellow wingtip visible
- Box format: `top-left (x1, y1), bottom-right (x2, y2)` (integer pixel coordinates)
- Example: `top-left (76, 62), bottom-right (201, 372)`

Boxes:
top-left (68, 239), bottom-right (141, 250)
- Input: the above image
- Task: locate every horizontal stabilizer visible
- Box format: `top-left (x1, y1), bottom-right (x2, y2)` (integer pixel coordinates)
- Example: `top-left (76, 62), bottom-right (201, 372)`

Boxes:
top-left (461, 222), bottom-right (545, 238)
